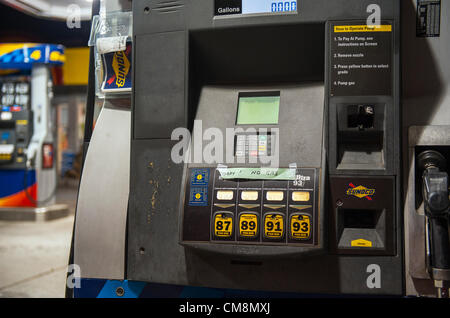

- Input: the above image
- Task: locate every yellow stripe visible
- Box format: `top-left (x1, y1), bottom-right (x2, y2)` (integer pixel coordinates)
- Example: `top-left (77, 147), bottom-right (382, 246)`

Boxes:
top-left (0, 69), bottom-right (20, 76)
top-left (0, 43), bottom-right (38, 57)
top-left (334, 25), bottom-right (392, 33)
top-left (62, 47), bottom-right (89, 85)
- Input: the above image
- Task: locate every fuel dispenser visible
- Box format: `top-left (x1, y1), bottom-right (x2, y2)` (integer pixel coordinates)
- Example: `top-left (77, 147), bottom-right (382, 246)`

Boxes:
top-left (125, 0), bottom-right (401, 296)
top-left (121, 0), bottom-right (402, 295)
top-left (70, 0), bottom-right (450, 298)
top-left (0, 44), bottom-right (67, 217)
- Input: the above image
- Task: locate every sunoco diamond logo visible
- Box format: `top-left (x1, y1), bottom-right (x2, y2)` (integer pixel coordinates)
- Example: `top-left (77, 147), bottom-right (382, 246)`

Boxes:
top-left (346, 183), bottom-right (375, 200)
top-left (112, 51), bottom-right (130, 88)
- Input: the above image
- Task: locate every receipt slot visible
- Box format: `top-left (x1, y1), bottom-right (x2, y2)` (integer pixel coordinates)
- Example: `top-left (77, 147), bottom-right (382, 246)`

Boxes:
top-left (127, 0), bottom-right (402, 295)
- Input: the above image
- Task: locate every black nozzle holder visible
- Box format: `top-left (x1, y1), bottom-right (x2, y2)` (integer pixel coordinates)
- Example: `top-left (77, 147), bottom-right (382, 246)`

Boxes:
top-left (418, 150), bottom-right (450, 271)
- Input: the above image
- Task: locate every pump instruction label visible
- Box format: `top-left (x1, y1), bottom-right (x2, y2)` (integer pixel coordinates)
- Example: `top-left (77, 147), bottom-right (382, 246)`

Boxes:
top-left (329, 21), bottom-right (393, 96)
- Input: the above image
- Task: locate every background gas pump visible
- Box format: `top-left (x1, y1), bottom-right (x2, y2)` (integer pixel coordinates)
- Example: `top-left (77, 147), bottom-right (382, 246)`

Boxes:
top-left (0, 43), bottom-right (68, 218)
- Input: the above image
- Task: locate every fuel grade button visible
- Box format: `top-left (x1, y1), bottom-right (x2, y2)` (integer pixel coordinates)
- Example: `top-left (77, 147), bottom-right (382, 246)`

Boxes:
top-left (238, 213), bottom-right (259, 239)
top-left (289, 214), bottom-right (311, 240)
top-left (263, 213), bottom-right (285, 240)
top-left (213, 212), bottom-right (234, 239)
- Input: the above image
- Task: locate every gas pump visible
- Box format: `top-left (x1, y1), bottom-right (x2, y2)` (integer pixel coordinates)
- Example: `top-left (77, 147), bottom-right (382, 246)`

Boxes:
top-left (124, 0), bottom-right (402, 296)
top-left (71, 0), bottom-right (404, 297)
top-left (70, 0), bottom-right (450, 298)
top-left (0, 44), bottom-right (68, 219)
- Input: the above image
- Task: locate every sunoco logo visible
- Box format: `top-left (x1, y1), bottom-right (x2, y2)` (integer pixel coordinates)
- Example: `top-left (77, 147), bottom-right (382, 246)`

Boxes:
top-left (112, 51), bottom-right (130, 88)
top-left (346, 183), bottom-right (375, 200)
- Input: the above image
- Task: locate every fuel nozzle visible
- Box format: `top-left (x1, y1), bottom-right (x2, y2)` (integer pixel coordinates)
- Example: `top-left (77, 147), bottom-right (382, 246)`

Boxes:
top-left (417, 150), bottom-right (450, 298)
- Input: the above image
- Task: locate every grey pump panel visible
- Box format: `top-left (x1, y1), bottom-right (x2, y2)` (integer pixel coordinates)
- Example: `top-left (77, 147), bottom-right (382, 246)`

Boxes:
top-left (128, 0), bottom-right (402, 295)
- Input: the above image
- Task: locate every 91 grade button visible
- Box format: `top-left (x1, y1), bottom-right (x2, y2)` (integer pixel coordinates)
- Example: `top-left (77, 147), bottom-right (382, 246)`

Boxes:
top-left (213, 212), bottom-right (233, 238)
top-left (290, 214), bottom-right (311, 240)
top-left (264, 213), bottom-right (284, 239)
top-left (239, 213), bottom-right (258, 238)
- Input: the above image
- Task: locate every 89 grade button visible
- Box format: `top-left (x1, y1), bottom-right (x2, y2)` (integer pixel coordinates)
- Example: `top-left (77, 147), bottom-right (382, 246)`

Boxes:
top-left (264, 213), bottom-right (284, 239)
top-left (239, 213), bottom-right (259, 238)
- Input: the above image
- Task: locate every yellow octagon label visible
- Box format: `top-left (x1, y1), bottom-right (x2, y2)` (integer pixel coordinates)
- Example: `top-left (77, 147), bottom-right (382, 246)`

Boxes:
top-left (290, 214), bottom-right (311, 240)
top-left (239, 213), bottom-right (258, 238)
top-left (214, 214), bottom-right (233, 238)
top-left (264, 214), bottom-right (284, 239)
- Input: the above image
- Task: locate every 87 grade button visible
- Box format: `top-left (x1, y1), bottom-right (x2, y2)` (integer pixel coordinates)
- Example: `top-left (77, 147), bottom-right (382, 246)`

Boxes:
top-left (213, 212), bottom-right (233, 238)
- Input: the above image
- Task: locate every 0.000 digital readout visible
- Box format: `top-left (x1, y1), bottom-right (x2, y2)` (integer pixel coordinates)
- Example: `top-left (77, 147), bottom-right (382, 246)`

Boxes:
top-left (271, 1), bottom-right (297, 12)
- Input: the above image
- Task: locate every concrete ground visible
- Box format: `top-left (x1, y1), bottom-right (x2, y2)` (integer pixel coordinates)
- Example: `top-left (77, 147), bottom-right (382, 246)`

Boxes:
top-left (0, 185), bottom-right (78, 298)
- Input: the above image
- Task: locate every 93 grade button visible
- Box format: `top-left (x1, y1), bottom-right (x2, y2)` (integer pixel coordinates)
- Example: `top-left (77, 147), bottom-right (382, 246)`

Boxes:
top-left (239, 213), bottom-right (259, 238)
top-left (213, 212), bottom-right (233, 238)
top-left (290, 214), bottom-right (311, 240)
top-left (264, 213), bottom-right (284, 239)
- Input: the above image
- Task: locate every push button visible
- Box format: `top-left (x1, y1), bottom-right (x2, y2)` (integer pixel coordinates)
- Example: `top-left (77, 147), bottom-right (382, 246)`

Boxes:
top-left (238, 213), bottom-right (259, 239)
top-left (289, 214), bottom-right (311, 240)
top-left (263, 213), bottom-right (284, 240)
top-left (213, 212), bottom-right (234, 239)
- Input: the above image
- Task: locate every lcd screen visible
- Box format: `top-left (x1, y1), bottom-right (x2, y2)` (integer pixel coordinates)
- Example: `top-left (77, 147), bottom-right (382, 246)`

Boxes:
top-left (215, 0), bottom-right (297, 16)
top-left (242, 0), bottom-right (297, 14)
top-left (236, 95), bottom-right (280, 125)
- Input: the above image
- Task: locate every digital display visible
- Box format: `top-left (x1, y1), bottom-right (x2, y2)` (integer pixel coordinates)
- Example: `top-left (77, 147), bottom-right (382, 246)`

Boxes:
top-left (215, 0), bottom-right (297, 16)
top-left (243, 0), bottom-right (297, 14)
top-left (236, 95), bottom-right (280, 125)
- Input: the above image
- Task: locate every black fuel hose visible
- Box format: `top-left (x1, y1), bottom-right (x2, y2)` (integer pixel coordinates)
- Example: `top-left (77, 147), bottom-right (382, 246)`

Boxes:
top-left (429, 217), bottom-right (450, 270)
